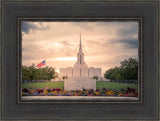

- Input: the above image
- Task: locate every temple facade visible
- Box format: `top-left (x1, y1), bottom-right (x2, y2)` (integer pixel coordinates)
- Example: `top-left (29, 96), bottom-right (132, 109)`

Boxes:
top-left (60, 35), bottom-right (101, 90)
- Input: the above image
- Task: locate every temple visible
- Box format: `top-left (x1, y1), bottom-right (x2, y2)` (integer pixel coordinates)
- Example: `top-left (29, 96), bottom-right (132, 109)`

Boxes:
top-left (60, 35), bottom-right (101, 90)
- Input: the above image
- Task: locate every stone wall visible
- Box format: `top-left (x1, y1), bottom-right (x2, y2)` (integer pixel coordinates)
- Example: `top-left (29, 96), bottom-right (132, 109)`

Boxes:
top-left (64, 77), bottom-right (96, 90)
top-left (94, 68), bottom-right (101, 79)
top-left (60, 67), bottom-right (101, 80)
top-left (73, 68), bottom-right (80, 77)
top-left (81, 67), bottom-right (89, 77)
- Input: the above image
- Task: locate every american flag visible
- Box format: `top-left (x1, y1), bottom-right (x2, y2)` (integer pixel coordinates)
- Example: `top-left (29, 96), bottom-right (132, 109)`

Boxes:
top-left (37, 60), bottom-right (46, 68)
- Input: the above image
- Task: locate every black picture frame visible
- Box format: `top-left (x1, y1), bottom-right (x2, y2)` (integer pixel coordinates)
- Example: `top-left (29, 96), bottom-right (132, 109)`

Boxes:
top-left (1, 0), bottom-right (159, 120)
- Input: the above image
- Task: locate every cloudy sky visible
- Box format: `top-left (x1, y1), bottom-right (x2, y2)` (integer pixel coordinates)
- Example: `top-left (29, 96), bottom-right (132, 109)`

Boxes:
top-left (22, 21), bottom-right (138, 76)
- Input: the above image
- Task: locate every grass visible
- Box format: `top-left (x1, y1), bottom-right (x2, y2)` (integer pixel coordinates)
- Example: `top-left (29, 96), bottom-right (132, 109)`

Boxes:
top-left (96, 81), bottom-right (138, 90)
top-left (22, 81), bottom-right (64, 89)
top-left (22, 81), bottom-right (138, 90)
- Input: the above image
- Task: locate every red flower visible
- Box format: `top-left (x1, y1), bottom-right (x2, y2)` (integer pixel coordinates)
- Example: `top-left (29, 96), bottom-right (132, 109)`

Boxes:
top-left (51, 88), bottom-right (55, 91)
top-left (96, 89), bottom-right (99, 92)
top-left (131, 88), bottom-right (136, 93)
top-left (127, 87), bottom-right (131, 93)
top-left (22, 88), bottom-right (30, 93)
top-left (55, 88), bottom-right (61, 91)
top-left (36, 89), bottom-right (43, 93)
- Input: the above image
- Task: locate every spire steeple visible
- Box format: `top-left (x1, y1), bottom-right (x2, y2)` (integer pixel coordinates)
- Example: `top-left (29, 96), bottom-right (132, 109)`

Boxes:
top-left (79, 34), bottom-right (82, 53)
top-left (74, 34), bottom-right (88, 68)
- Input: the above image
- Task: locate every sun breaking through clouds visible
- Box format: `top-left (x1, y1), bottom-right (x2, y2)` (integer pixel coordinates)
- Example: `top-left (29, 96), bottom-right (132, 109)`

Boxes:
top-left (22, 21), bottom-right (138, 76)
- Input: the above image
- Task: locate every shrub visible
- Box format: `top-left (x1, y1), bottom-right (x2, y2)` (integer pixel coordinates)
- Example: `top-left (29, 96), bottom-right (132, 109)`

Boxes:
top-left (22, 88), bottom-right (30, 93)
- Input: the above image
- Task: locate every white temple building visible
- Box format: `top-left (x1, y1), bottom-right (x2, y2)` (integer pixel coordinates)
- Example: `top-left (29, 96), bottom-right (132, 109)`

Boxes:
top-left (60, 35), bottom-right (101, 90)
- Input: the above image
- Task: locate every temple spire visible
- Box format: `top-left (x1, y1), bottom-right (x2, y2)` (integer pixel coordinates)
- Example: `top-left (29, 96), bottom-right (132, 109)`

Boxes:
top-left (79, 34), bottom-right (82, 53)
top-left (74, 34), bottom-right (87, 67)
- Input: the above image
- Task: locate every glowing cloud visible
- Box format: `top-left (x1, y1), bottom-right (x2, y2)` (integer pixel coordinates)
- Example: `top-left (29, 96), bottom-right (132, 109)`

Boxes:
top-left (22, 21), bottom-right (138, 76)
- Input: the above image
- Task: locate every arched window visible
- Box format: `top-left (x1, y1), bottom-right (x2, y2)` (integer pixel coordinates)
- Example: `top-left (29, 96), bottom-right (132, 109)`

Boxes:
top-left (80, 55), bottom-right (81, 64)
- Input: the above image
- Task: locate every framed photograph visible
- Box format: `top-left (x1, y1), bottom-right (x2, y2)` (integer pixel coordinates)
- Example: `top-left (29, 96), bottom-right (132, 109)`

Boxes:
top-left (1, 0), bottom-right (159, 120)
top-left (19, 18), bottom-right (141, 103)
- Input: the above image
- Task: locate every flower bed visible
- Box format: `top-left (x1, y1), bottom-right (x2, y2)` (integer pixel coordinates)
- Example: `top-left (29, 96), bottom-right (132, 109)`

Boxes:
top-left (22, 87), bottom-right (138, 97)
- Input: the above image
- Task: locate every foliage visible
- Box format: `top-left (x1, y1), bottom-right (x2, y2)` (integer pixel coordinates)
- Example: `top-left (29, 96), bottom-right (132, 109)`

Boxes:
top-left (93, 76), bottom-right (99, 80)
top-left (22, 64), bottom-right (57, 82)
top-left (62, 76), bottom-right (68, 80)
top-left (120, 57), bottom-right (138, 80)
top-left (104, 57), bottom-right (138, 80)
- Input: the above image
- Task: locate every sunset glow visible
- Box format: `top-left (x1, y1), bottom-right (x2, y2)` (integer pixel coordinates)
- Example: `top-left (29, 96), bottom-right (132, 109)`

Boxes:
top-left (22, 21), bottom-right (138, 76)
top-left (55, 57), bottom-right (77, 61)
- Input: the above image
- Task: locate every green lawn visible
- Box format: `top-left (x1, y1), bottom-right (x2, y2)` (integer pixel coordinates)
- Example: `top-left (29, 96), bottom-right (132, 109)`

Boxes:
top-left (22, 81), bottom-right (138, 90)
top-left (22, 81), bottom-right (64, 89)
top-left (96, 81), bottom-right (138, 90)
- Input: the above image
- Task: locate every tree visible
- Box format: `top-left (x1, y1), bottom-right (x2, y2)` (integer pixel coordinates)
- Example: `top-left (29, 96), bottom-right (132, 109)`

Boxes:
top-left (93, 76), bottom-right (99, 80)
top-left (46, 66), bottom-right (56, 80)
top-left (22, 64), bottom-right (57, 81)
top-left (104, 68), bottom-right (114, 80)
top-left (104, 57), bottom-right (138, 80)
top-left (28, 64), bottom-right (36, 82)
top-left (110, 67), bottom-right (122, 80)
top-left (22, 65), bottom-right (34, 81)
top-left (104, 67), bottom-right (123, 80)
top-left (62, 76), bottom-right (68, 80)
top-left (120, 57), bottom-right (138, 80)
